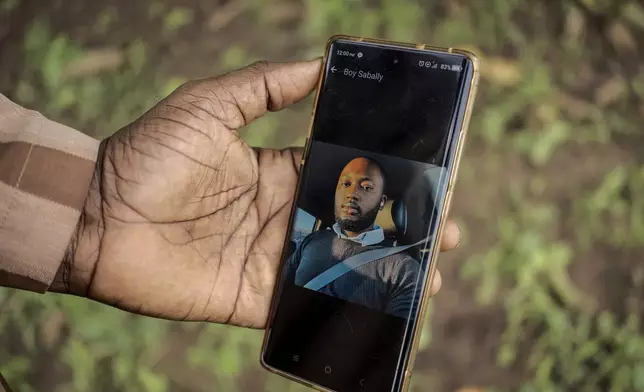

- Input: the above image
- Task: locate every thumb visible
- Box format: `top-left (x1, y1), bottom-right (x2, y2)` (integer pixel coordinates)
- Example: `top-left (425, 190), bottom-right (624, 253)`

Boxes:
top-left (179, 59), bottom-right (322, 130)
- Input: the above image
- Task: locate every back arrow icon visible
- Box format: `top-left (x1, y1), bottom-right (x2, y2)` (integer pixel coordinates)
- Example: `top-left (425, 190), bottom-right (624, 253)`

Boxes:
top-left (331, 66), bottom-right (337, 73)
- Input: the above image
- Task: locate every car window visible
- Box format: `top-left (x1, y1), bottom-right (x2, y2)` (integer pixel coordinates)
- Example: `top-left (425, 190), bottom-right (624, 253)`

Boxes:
top-left (292, 208), bottom-right (318, 245)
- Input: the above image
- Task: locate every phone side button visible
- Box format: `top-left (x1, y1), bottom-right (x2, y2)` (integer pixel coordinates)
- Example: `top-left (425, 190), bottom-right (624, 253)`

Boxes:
top-left (301, 137), bottom-right (310, 166)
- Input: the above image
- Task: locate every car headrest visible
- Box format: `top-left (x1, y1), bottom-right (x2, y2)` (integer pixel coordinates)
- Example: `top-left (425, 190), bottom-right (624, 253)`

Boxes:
top-left (391, 198), bottom-right (408, 238)
top-left (375, 199), bottom-right (407, 241)
top-left (375, 165), bottom-right (448, 247)
top-left (375, 200), bottom-right (396, 237)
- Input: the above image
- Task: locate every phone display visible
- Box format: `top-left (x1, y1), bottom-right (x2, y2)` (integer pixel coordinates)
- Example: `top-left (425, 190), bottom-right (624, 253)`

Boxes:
top-left (261, 37), bottom-right (478, 392)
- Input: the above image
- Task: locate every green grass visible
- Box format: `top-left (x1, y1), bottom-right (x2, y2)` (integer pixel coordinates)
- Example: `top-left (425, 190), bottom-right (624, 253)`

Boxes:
top-left (1, 0), bottom-right (643, 391)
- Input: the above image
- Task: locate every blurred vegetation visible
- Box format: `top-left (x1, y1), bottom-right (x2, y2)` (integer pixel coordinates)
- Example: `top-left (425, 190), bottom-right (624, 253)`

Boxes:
top-left (1, 0), bottom-right (644, 391)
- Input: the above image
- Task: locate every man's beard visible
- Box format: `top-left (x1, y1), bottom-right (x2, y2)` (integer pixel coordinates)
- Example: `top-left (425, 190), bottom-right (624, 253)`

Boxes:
top-left (335, 206), bottom-right (380, 234)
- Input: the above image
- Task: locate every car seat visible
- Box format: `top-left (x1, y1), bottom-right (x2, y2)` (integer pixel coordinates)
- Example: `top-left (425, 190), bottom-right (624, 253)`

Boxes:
top-left (375, 165), bottom-right (447, 265)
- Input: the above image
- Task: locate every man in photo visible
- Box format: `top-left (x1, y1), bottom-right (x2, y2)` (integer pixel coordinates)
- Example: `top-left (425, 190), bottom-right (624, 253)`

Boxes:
top-left (286, 156), bottom-right (421, 318)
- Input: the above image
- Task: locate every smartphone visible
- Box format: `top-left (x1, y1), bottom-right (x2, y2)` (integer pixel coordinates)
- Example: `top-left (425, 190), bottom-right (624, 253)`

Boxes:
top-left (260, 35), bottom-right (479, 392)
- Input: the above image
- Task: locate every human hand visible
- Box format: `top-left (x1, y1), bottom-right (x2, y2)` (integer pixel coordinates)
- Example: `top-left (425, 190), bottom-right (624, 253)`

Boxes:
top-left (53, 59), bottom-right (462, 328)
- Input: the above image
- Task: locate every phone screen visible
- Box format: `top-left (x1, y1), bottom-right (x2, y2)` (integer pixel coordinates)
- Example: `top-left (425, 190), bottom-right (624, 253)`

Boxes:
top-left (262, 38), bottom-right (475, 392)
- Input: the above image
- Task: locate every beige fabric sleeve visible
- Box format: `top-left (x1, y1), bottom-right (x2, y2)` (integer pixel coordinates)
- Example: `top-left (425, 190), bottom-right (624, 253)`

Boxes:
top-left (0, 93), bottom-right (99, 292)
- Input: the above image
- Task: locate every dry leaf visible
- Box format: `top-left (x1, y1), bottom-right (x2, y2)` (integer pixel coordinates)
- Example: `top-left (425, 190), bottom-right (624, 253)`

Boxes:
top-left (63, 48), bottom-right (124, 79)
top-left (40, 311), bottom-right (66, 350)
top-left (607, 22), bottom-right (637, 53)
top-left (565, 7), bottom-right (585, 41)
top-left (445, 0), bottom-right (465, 14)
top-left (481, 57), bottom-right (521, 87)
top-left (264, 3), bottom-right (301, 25)
top-left (207, 2), bottom-right (248, 31)
top-left (595, 76), bottom-right (626, 106)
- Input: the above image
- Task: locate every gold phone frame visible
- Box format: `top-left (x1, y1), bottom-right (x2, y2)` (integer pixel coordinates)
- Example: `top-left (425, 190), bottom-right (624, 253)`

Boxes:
top-left (260, 34), bottom-right (480, 392)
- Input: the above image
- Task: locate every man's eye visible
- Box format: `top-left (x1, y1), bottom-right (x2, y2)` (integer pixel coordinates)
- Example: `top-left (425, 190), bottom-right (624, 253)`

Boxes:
top-left (342, 181), bottom-right (351, 187)
top-left (361, 183), bottom-right (374, 191)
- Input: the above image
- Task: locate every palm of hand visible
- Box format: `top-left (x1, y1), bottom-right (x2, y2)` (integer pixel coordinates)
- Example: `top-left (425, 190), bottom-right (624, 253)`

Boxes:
top-left (78, 64), bottom-right (308, 327)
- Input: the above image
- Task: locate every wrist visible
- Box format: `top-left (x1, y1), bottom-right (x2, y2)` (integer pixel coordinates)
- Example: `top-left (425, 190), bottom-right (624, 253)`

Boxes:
top-left (50, 143), bottom-right (106, 296)
top-left (49, 209), bottom-right (97, 295)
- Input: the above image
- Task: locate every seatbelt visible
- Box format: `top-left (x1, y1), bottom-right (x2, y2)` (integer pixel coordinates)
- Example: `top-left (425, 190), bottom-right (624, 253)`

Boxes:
top-left (303, 235), bottom-right (432, 291)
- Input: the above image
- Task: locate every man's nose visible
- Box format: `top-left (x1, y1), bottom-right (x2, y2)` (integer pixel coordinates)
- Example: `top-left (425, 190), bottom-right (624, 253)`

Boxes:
top-left (345, 192), bottom-right (359, 201)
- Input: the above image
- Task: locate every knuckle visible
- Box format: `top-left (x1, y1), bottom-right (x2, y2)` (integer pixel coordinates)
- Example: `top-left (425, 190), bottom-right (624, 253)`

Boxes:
top-left (178, 79), bottom-right (200, 92)
top-left (169, 80), bottom-right (197, 98)
top-left (248, 60), bottom-right (272, 73)
top-left (181, 79), bottom-right (197, 89)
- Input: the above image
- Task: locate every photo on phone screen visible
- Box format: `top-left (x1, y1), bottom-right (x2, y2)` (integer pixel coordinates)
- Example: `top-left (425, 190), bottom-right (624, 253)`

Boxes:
top-left (286, 141), bottom-right (447, 319)
top-left (262, 37), bottom-right (476, 392)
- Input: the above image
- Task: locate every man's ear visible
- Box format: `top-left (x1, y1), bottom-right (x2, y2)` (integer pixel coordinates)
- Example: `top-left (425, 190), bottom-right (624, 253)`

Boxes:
top-left (379, 195), bottom-right (387, 210)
